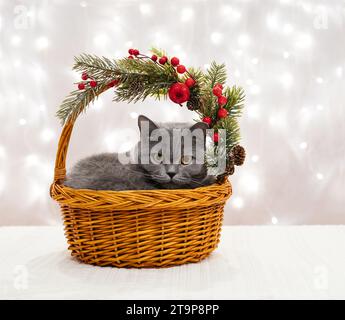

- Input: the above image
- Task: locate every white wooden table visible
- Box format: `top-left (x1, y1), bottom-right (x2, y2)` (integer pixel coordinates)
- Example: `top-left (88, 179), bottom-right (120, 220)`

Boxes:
top-left (1, 226), bottom-right (345, 299)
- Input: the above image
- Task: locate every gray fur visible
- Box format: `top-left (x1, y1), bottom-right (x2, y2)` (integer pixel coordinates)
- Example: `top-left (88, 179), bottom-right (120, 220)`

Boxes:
top-left (64, 115), bottom-right (215, 191)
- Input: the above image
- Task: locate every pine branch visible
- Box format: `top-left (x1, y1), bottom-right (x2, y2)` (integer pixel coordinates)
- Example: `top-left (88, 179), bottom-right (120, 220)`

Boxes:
top-left (204, 61), bottom-right (227, 88)
top-left (223, 86), bottom-right (245, 117)
top-left (214, 117), bottom-right (241, 149)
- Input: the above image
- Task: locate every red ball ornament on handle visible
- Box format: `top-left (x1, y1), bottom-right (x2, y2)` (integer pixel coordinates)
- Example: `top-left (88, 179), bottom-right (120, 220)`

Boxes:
top-left (78, 83), bottom-right (85, 90)
top-left (212, 85), bottom-right (223, 97)
top-left (168, 82), bottom-right (190, 104)
top-left (218, 95), bottom-right (228, 106)
top-left (176, 65), bottom-right (186, 74)
top-left (159, 56), bottom-right (168, 65)
top-left (202, 117), bottom-right (212, 126)
top-left (185, 77), bottom-right (196, 88)
top-left (90, 80), bottom-right (97, 88)
top-left (81, 72), bottom-right (88, 80)
top-left (171, 57), bottom-right (180, 67)
top-left (217, 108), bottom-right (228, 119)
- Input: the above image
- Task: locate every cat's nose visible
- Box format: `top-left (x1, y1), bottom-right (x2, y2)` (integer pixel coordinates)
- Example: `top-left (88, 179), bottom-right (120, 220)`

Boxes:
top-left (167, 172), bottom-right (175, 179)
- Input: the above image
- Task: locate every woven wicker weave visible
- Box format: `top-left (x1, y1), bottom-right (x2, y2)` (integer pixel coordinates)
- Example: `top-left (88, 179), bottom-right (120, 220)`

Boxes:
top-left (50, 114), bottom-right (232, 268)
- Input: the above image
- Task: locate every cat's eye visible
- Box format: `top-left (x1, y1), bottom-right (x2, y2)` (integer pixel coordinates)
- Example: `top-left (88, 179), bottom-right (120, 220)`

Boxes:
top-left (151, 152), bottom-right (163, 164)
top-left (181, 155), bottom-right (192, 165)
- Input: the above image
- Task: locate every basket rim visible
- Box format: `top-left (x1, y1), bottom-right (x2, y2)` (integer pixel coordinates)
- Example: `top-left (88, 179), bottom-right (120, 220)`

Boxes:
top-left (55, 179), bottom-right (230, 195)
top-left (50, 179), bottom-right (232, 211)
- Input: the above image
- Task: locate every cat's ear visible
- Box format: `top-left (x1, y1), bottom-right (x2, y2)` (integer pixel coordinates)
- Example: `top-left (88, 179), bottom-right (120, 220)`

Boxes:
top-left (138, 115), bottom-right (158, 134)
top-left (190, 122), bottom-right (209, 134)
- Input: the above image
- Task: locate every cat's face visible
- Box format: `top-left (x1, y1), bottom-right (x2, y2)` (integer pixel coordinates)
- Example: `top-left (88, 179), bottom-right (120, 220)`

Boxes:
top-left (137, 115), bottom-right (209, 189)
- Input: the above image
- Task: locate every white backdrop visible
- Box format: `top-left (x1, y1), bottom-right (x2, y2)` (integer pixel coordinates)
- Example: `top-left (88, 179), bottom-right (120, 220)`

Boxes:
top-left (0, 0), bottom-right (344, 225)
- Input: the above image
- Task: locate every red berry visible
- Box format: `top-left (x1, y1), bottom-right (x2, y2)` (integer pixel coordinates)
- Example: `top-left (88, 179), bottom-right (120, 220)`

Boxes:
top-left (218, 95), bottom-right (228, 106)
top-left (215, 83), bottom-right (223, 89)
top-left (107, 79), bottom-right (119, 88)
top-left (212, 86), bottom-right (223, 97)
top-left (132, 49), bottom-right (139, 56)
top-left (151, 54), bottom-right (158, 61)
top-left (90, 80), bottom-right (97, 88)
top-left (176, 65), bottom-right (186, 74)
top-left (159, 56), bottom-right (167, 65)
top-left (128, 55), bottom-right (134, 59)
top-left (202, 117), bottom-right (212, 126)
top-left (213, 132), bottom-right (219, 143)
top-left (128, 49), bottom-right (134, 55)
top-left (171, 57), bottom-right (180, 66)
top-left (185, 77), bottom-right (196, 88)
top-left (78, 83), bottom-right (85, 90)
top-left (81, 72), bottom-right (88, 80)
top-left (168, 82), bottom-right (190, 104)
top-left (217, 108), bottom-right (228, 119)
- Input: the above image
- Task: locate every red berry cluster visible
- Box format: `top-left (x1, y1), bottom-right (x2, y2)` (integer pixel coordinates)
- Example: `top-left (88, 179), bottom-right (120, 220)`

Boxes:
top-left (78, 72), bottom-right (119, 91)
top-left (128, 48), bottom-right (140, 59)
top-left (77, 72), bottom-right (98, 90)
top-left (202, 83), bottom-right (229, 143)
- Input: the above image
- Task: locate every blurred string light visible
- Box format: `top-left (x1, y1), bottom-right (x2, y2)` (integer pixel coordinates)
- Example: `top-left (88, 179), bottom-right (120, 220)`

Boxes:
top-left (316, 173), bottom-right (324, 180)
top-left (40, 128), bottom-right (55, 142)
top-left (181, 7), bottom-right (194, 22)
top-left (271, 216), bottom-right (278, 225)
top-left (210, 32), bottom-right (223, 45)
top-left (220, 5), bottom-right (241, 21)
top-left (232, 196), bottom-right (244, 209)
top-left (251, 155), bottom-right (259, 163)
top-left (19, 118), bottom-right (27, 126)
top-left (139, 3), bottom-right (152, 16)
top-left (35, 36), bottom-right (49, 50)
top-left (11, 35), bottom-right (22, 46)
top-left (280, 72), bottom-right (293, 88)
top-left (299, 141), bottom-right (308, 150)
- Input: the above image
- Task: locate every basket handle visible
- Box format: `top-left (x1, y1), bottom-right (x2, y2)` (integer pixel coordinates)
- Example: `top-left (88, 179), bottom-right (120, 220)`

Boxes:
top-left (53, 120), bottom-right (74, 184)
top-left (53, 87), bottom-right (110, 185)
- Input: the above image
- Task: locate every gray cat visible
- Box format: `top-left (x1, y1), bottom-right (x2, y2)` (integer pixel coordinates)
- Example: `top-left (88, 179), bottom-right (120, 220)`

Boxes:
top-left (64, 115), bottom-right (215, 191)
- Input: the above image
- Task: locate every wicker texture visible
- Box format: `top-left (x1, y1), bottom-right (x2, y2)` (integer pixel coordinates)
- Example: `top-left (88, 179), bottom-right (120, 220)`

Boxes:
top-left (50, 110), bottom-right (232, 268)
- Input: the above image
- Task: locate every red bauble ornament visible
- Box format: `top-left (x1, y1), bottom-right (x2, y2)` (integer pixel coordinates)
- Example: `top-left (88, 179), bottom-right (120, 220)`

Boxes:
top-left (159, 56), bottom-right (168, 65)
top-left (151, 54), bottom-right (158, 61)
top-left (78, 83), bottom-right (85, 90)
top-left (218, 95), bottom-right (227, 106)
top-left (185, 77), bottom-right (196, 88)
top-left (176, 65), bottom-right (186, 74)
top-left (202, 117), bottom-right (212, 126)
top-left (128, 48), bottom-right (134, 55)
top-left (212, 85), bottom-right (223, 97)
top-left (171, 57), bottom-right (180, 67)
top-left (213, 132), bottom-right (219, 143)
top-left (81, 72), bottom-right (88, 80)
top-left (217, 108), bottom-right (228, 119)
top-left (90, 80), bottom-right (97, 88)
top-left (128, 55), bottom-right (134, 59)
top-left (168, 82), bottom-right (190, 104)
top-left (132, 49), bottom-right (139, 56)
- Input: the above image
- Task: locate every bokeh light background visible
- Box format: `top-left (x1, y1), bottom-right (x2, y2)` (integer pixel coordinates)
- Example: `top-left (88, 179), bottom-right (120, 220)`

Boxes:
top-left (0, 0), bottom-right (344, 225)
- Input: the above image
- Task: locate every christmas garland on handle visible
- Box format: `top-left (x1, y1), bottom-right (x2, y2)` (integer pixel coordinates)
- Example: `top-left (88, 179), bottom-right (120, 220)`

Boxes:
top-left (57, 47), bottom-right (246, 179)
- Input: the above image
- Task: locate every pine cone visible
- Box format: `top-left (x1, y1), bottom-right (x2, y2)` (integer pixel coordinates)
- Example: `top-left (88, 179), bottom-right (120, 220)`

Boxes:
top-left (232, 145), bottom-right (246, 166)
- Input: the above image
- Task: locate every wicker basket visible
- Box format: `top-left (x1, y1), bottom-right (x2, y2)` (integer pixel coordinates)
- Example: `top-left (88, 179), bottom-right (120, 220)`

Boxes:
top-left (50, 118), bottom-right (232, 268)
